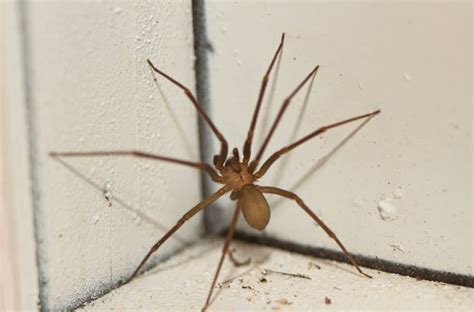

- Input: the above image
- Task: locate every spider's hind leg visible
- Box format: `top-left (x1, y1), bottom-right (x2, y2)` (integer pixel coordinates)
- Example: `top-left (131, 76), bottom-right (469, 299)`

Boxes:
top-left (258, 185), bottom-right (372, 278)
top-left (202, 205), bottom-right (241, 311)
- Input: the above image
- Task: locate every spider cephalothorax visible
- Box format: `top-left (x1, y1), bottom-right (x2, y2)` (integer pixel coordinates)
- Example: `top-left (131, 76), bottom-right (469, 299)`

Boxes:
top-left (220, 147), bottom-right (270, 231)
top-left (51, 33), bottom-right (380, 311)
top-left (221, 148), bottom-right (256, 191)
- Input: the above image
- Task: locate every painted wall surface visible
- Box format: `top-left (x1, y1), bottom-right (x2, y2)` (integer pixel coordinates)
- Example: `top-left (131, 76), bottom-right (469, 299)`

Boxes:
top-left (204, 1), bottom-right (472, 275)
top-left (23, 1), bottom-right (200, 309)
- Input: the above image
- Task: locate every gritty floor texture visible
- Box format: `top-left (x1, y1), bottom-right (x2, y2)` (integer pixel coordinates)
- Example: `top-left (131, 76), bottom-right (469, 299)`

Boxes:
top-left (81, 238), bottom-right (473, 311)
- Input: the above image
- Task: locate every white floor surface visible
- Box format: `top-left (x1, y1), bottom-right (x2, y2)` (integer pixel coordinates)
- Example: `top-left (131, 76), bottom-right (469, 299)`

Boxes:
top-left (81, 238), bottom-right (473, 311)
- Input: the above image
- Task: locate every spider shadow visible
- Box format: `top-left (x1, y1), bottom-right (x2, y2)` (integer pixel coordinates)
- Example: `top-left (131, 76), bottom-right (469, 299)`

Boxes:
top-left (208, 242), bottom-right (272, 306)
top-left (324, 260), bottom-right (365, 278)
top-left (307, 256), bottom-right (365, 278)
top-left (251, 43), bottom-right (322, 191)
top-left (271, 116), bottom-right (376, 210)
top-left (51, 156), bottom-right (190, 245)
top-left (256, 43), bottom-right (284, 147)
top-left (270, 64), bottom-right (318, 188)
top-left (249, 47), bottom-right (376, 206)
top-left (145, 240), bottom-right (221, 278)
top-left (148, 65), bottom-right (196, 160)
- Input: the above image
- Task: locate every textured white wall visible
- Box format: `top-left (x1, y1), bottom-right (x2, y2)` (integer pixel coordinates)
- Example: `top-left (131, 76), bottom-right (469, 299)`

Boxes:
top-left (15, 1), bottom-right (201, 310)
top-left (205, 1), bottom-right (472, 275)
top-left (5, 1), bottom-right (472, 309)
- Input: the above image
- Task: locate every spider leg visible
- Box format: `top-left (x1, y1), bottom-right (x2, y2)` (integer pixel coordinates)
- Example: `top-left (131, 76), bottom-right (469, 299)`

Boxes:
top-left (243, 33), bottom-right (285, 164)
top-left (125, 186), bottom-right (229, 284)
top-left (202, 205), bottom-right (240, 311)
top-left (257, 186), bottom-right (372, 278)
top-left (255, 110), bottom-right (380, 178)
top-left (147, 59), bottom-right (228, 169)
top-left (49, 150), bottom-right (222, 183)
top-left (249, 65), bottom-right (320, 172)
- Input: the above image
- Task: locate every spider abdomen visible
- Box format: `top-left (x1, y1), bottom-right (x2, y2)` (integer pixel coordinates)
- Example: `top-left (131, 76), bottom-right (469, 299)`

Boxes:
top-left (238, 184), bottom-right (270, 231)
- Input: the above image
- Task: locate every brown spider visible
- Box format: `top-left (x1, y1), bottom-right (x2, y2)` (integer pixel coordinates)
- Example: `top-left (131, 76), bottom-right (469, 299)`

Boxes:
top-left (50, 33), bottom-right (380, 310)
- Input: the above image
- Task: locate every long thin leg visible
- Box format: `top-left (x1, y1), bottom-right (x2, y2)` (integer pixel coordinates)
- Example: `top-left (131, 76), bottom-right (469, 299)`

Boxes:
top-left (255, 110), bottom-right (380, 178)
top-left (258, 186), bottom-right (372, 278)
top-left (147, 59), bottom-right (228, 169)
top-left (249, 65), bottom-right (320, 172)
top-left (242, 33), bottom-right (285, 164)
top-left (125, 186), bottom-right (229, 284)
top-left (202, 205), bottom-right (240, 311)
top-left (49, 150), bottom-right (222, 183)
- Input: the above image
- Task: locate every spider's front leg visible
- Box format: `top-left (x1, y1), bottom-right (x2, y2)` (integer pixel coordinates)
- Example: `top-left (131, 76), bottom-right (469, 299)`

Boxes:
top-left (49, 150), bottom-right (222, 183)
top-left (146, 60), bottom-right (228, 169)
top-left (255, 110), bottom-right (381, 177)
top-left (243, 33), bottom-right (285, 164)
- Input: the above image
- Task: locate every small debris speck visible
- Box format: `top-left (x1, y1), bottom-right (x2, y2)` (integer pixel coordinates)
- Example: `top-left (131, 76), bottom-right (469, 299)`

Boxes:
top-left (92, 215), bottom-right (100, 224)
top-left (275, 298), bottom-right (291, 305)
top-left (308, 262), bottom-right (321, 270)
top-left (262, 268), bottom-right (311, 280)
top-left (229, 248), bottom-right (251, 267)
top-left (325, 297), bottom-right (332, 304)
top-left (389, 243), bottom-right (405, 253)
top-left (377, 198), bottom-right (397, 221)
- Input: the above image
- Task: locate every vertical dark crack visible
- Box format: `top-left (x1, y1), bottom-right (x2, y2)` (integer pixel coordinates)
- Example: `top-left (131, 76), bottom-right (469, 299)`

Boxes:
top-left (18, 0), bottom-right (46, 310)
top-left (191, 0), bottom-right (221, 234)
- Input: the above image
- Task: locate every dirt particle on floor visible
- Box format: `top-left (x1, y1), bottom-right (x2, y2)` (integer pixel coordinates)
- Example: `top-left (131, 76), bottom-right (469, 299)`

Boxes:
top-left (275, 298), bottom-right (292, 305)
top-left (308, 262), bottom-right (321, 270)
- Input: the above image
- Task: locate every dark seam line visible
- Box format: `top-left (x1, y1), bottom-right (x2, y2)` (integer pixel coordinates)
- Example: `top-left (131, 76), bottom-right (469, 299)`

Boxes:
top-left (18, 0), bottom-right (48, 310)
top-left (192, 0), bottom-right (222, 235)
top-left (234, 231), bottom-right (474, 288)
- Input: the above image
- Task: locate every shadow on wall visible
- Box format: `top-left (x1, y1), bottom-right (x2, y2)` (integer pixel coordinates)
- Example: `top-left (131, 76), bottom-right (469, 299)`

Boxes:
top-left (271, 116), bottom-right (376, 210)
top-left (50, 156), bottom-right (190, 245)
